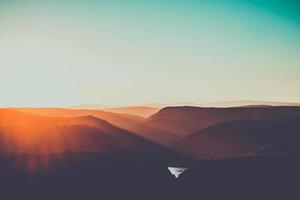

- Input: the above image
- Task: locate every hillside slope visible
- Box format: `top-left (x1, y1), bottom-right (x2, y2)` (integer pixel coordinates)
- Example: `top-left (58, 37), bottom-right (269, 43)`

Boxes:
top-left (147, 106), bottom-right (300, 136)
top-left (178, 116), bottom-right (300, 159)
top-left (16, 108), bottom-right (180, 146)
top-left (0, 109), bottom-right (175, 155)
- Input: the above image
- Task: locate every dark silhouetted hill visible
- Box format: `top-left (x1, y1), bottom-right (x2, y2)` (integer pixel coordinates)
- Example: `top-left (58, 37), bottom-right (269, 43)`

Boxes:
top-left (0, 151), bottom-right (299, 200)
top-left (175, 153), bottom-right (300, 200)
top-left (178, 115), bottom-right (300, 159)
top-left (147, 106), bottom-right (300, 136)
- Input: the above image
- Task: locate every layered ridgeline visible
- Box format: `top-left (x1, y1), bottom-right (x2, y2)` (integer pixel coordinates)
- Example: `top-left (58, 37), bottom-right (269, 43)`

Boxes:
top-left (178, 117), bottom-right (300, 159)
top-left (15, 108), bottom-right (180, 146)
top-left (103, 106), bottom-right (160, 118)
top-left (0, 107), bottom-right (299, 199)
top-left (0, 109), bottom-right (179, 160)
top-left (147, 106), bottom-right (300, 159)
top-left (3, 106), bottom-right (300, 160)
top-left (147, 106), bottom-right (300, 136)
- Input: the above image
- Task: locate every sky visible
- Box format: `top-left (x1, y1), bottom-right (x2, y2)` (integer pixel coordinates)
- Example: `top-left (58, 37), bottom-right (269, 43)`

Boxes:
top-left (0, 0), bottom-right (300, 107)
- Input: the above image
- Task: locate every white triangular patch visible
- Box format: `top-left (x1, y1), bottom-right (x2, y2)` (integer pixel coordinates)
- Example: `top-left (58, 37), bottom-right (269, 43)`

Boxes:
top-left (168, 167), bottom-right (188, 178)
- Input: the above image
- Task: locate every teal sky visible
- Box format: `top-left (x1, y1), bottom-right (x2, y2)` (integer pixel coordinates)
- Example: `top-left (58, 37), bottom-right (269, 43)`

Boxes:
top-left (0, 0), bottom-right (300, 107)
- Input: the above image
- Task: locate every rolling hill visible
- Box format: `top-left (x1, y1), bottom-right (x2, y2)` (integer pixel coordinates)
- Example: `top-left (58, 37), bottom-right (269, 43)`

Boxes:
top-left (0, 109), bottom-right (176, 154)
top-left (177, 116), bottom-right (300, 159)
top-left (15, 108), bottom-right (180, 146)
top-left (147, 106), bottom-right (300, 136)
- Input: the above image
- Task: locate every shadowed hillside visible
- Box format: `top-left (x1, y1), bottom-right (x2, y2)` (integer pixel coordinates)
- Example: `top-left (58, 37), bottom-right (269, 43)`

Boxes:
top-left (0, 151), bottom-right (299, 200)
top-left (147, 106), bottom-right (300, 136)
top-left (178, 116), bottom-right (300, 159)
top-left (175, 153), bottom-right (300, 200)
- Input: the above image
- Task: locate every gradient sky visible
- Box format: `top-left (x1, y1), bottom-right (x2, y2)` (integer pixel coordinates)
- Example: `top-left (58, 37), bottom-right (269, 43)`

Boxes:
top-left (0, 0), bottom-right (300, 107)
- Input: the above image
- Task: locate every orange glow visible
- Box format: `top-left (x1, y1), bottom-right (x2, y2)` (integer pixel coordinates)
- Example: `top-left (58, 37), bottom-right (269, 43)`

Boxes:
top-left (0, 109), bottom-right (120, 172)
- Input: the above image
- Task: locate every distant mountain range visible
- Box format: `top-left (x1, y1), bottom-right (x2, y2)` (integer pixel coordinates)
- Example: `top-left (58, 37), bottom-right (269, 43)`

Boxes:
top-left (197, 100), bottom-right (300, 107)
top-left (144, 100), bottom-right (300, 107)
top-left (70, 105), bottom-right (160, 118)
top-left (103, 106), bottom-right (160, 118)
top-left (2, 104), bottom-right (300, 160)
top-left (70, 100), bottom-right (300, 115)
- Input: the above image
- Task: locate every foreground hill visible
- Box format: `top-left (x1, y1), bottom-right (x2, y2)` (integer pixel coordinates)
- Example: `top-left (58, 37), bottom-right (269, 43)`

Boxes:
top-left (175, 153), bottom-right (300, 200)
top-left (0, 151), bottom-right (298, 200)
top-left (147, 106), bottom-right (300, 136)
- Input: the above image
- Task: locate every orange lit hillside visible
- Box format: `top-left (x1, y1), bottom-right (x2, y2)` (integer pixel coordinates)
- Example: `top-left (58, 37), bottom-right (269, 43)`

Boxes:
top-left (0, 109), bottom-right (160, 153)
top-left (15, 108), bottom-right (181, 146)
top-left (103, 106), bottom-right (160, 118)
